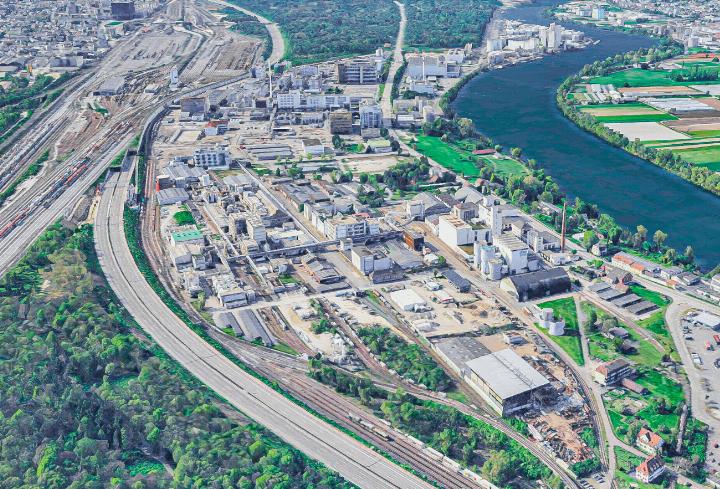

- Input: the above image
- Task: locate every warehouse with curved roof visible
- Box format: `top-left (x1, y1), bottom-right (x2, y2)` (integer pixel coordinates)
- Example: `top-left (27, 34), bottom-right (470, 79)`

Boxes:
top-left (500, 267), bottom-right (571, 302)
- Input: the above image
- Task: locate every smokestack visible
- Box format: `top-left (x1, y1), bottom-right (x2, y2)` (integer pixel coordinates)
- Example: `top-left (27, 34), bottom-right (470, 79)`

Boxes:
top-left (560, 202), bottom-right (567, 253)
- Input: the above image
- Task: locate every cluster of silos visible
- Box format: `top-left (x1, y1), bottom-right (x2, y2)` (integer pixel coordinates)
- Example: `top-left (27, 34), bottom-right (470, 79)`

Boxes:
top-left (474, 242), bottom-right (503, 281)
top-left (538, 308), bottom-right (565, 336)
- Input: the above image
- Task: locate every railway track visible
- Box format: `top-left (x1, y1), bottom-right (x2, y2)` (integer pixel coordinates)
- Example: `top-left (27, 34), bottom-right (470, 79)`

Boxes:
top-left (290, 376), bottom-right (479, 489)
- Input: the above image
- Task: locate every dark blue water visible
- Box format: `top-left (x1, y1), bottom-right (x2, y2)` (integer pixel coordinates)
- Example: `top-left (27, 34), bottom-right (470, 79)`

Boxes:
top-left (453, 0), bottom-right (720, 269)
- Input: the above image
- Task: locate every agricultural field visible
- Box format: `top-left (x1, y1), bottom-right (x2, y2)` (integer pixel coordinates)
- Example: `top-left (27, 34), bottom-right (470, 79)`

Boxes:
top-left (589, 64), bottom-right (720, 87)
top-left (565, 54), bottom-right (720, 171)
top-left (536, 297), bottom-right (585, 366)
top-left (604, 122), bottom-right (686, 141)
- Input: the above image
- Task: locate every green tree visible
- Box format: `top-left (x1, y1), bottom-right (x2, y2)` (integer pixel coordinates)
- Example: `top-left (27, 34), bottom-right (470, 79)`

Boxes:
top-left (653, 229), bottom-right (668, 250)
top-left (482, 450), bottom-right (513, 485)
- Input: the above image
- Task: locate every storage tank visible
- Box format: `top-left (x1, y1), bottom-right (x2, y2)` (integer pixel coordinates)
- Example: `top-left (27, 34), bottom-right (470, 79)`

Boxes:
top-left (488, 258), bottom-right (503, 281)
top-left (480, 245), bottom-right (495, 275)
top-left (548, 319), bottom-right (565, 336)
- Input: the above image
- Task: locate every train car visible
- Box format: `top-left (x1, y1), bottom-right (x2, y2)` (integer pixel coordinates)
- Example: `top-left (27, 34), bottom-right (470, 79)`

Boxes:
top-left (0, 212), bottom-right (26, 239)
top-left (706, 341), bottom-right (714, 351)
top-left (373, 429), bottom-right (393, 442)
top-left (713, 334), bottom-right (720, 346)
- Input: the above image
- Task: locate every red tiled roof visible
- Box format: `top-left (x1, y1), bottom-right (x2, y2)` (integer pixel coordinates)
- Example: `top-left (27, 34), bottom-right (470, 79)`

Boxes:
top-left (638, 428), bottom-right (664, 448)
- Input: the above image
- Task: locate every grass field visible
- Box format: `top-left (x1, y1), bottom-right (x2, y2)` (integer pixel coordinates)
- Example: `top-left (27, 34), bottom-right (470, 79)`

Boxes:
top-left (630, 285), bottom-right (670, 307)
top-left (480, 155), bottom-right (528, 179)
top-left (537, 297), bottom-right (585, 366)
top-left (605, 367), bottom-right (683, 441)
top-left (633, 285), bottom-right (672, 339)
top-left (688, 129), bottom-right (720, 138)
top-left (672, 145), bottom-right (720, 166)
top-left (646, 137), bottom-right (720, 148)
top-left (590, 67), bottom-right (720, 87)
top-left (414, 134), bottom-right (480, 177)
top-left (414, 134), bottom-right (528, 179)
top-left (594, 113), bottom-right (677, 123)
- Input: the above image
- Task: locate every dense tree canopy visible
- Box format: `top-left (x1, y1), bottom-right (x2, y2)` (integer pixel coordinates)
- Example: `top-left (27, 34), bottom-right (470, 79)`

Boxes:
top-left (228, 0), bottom-right (400, 64)
top-left (0, 224), bottom-right (352, 488)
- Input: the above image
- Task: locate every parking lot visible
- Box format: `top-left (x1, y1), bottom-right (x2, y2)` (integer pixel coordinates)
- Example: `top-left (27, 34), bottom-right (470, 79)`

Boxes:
top-left (680, 311), bottom-right (720, 475)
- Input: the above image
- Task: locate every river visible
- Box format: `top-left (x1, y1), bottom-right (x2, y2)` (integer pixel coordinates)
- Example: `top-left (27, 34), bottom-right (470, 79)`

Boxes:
top-left (453, 0), bottom-right (720, 269)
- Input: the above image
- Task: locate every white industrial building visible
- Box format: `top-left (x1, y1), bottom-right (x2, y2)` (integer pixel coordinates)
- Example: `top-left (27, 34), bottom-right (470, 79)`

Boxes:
top-left (390, 288), bottom-right (427, 312)
top-left (495, 233), bottom-right (530, 275)
top-left (351, 246), bottom-right (392, 275)
top-left (301, 138), bottom-right (325, 156)
top-left (406, 53), bottom-right (448, 80)
top-left (438, 215), bottom-right (489, 248)
top-left (325, 216), bottom-right (379, 240)
top-left (465, 348), bottom-right (550, 415)
top-left (359, 103), bottom-right (383, 129)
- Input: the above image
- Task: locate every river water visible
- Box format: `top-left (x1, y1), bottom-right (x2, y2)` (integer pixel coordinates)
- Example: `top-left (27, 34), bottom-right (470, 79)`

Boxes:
top-left (453, 0), bottom-right (720, 269)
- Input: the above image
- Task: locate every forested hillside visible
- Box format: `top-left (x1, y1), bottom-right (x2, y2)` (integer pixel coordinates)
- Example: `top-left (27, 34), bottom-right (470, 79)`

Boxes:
top-left (227, 0), bottom-right (399, 64)
top-left (404, 0), bottom-right (499, 49)
top-left (0, 224), bottom-right (351, 488)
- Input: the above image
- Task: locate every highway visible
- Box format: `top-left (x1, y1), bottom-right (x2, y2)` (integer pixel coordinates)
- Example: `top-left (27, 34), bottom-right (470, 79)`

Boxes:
top-left (95, 170), bottom-right (434, 489)
top-left (380, 1), bottom-right (406, 125)
top-left (208, 0), bottom-right (286, 65)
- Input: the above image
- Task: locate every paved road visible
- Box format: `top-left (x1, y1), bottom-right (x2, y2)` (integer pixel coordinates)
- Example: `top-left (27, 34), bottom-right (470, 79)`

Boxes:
top-left (95, 171), bottom-right (433, 489)
top-left (208, 0), bottom-right (286, 65)
top-left (380, 1), bottom-right (406, 124)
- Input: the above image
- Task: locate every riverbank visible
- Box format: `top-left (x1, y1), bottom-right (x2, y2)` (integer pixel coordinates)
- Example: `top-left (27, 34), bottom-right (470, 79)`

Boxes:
top-left (450, 0), bottom-right (720, 269)
top-left (556, 51), bottom-right (720, 199)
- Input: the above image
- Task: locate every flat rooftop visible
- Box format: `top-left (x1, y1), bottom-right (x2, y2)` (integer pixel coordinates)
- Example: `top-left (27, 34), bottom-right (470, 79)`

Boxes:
top-left (465, 348), bottom-right (549, 400)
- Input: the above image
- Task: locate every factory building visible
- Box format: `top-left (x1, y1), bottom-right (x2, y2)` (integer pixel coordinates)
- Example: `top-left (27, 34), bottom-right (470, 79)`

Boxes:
top-left (324, 216), bottom-right (379, 240)
top-left (438, 215), bottom-right (489, 248)
top-left (495, 233), bottom-right (530, 275)
top-left (359, 103), bottom-right (383, 129)
top-left (193, 145), bottom-right (230, 170)
top-left (336, 61), bottom-right (379, 84)
top-left (110, 1), bottom-right (136, 20)
top-left (390, 289), bottom-right (427, 312)
top-left (465, 349), bottom-right (550, 415)
top-left (500, 267), bottom-right (571, 302)
top-left (351, 246), bottom-right (392, 275)
top-left (329, 111), bottom-right (353, 134)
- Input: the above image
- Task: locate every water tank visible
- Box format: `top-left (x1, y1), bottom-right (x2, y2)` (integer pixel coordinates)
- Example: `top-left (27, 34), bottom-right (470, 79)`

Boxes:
top-left (548, 319), bottom-right (565, 336)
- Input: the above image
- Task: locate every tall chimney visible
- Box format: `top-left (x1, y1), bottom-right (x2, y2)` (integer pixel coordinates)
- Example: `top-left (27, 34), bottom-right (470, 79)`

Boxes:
top-left (560, 202), bottom-right (567, 253)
